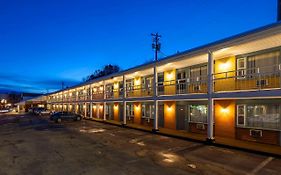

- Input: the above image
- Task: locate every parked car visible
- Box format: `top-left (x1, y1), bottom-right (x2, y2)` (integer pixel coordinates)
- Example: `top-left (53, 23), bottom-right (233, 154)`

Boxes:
top-left (38, 109), bottom-right (51, 115)
top-left (34, 107), bottom-right (45, 115)
top-left (50, 112), bottom-right (82, 123)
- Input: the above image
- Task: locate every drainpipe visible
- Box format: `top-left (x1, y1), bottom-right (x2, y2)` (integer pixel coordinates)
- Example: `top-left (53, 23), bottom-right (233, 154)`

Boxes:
top-left (123, 74), bottom-right (127, 125)
top-left (207, 51), bottom-right (215, 143)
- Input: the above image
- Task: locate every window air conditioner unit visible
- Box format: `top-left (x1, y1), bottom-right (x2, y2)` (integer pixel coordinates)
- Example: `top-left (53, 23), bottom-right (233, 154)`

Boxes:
top-left (256, 79), bottom-right (268, 87)
top-left (196, 123), bottom-right (205, 130)
top-left (193, 85), bottom-right (201, 91)
top-left (250, 129), bottom-right (262, 138)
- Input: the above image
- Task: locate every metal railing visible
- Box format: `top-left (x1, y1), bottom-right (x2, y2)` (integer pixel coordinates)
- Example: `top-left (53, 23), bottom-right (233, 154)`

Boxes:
top-left (214, 64), bottom-right (281, 92)
top-left (105, 89), bottom-right (123, 99)
top-left (92, 92), bottom-right (104, 99)
top-left (157, 76), bottom-right (208, 96)
top-left (126, 85), bottom-right (154, 98)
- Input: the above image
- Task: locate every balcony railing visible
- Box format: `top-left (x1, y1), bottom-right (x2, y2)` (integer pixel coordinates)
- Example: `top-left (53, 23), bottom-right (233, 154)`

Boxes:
top-left (214, 64), bottom-right (281, 92)
top-left (92, 92), bottom-right (104, 99)
top-left (157, 77), bottom-right (208, 96)
top-left (106, 89), bottom-right (123, 99)
top-left (126, 85), bottom-right (154, 98)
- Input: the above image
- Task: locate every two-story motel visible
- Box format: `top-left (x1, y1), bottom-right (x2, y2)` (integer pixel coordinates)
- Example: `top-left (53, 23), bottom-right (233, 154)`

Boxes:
top-left (47, 22), bottom-right (281, 153)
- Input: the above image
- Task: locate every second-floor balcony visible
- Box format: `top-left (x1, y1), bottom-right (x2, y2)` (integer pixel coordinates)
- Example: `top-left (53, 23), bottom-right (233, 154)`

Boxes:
top-left (126, 85), bottom-right (154, 98)
top-left (214, 64), bottom-right (281, 92)
top-left (106, 89), bottom-right (123, 99)
top-left (157, 77), bottom-right (208, 96)
top-left (92, 91), bottom-right (104, 99)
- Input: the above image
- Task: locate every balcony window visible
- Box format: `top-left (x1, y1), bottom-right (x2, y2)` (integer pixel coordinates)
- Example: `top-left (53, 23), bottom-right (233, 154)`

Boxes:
top-left (189, 65), bottom-right (207, 83)
top-left (237, 50), bottom-right (280, 77)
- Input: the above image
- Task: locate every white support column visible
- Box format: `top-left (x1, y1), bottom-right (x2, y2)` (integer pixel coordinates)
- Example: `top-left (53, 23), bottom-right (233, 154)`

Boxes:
top-left (207, 50), bottom-right (215, 142)
top-left (97, 104), bottom-right (100, 118)
top-left (123, 74), bottom-right (127, 125)
top-left (103, 102), bottom-right (106, 120)
top-left (103, 80), bottom-right (106, 121)
top-left (90, 102), bottom-right (93, 118)
top-left (90, 85), bottom-right (93, 118)
top-left (153, 63), bottom-right (159, 132)
top-left (84, 103), bottom-right (87, 118)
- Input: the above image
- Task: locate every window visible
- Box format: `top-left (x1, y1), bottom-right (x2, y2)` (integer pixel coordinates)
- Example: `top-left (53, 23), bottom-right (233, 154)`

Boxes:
top-left (126, 104), bottom-right (134, 117)
top-left (141, 104), bottom-right (154, 119)
top-left (126, 79), bottom-right (134, 91)
top-left (237, 57), bottom-right (246, 78)
top-left (237, 104), bottom-right (281, 130)
top-left (237, 50), bottom-right (280, 78)
top-left (189, 65), bottom-right (207, 83)
top-left (142, 76), bottom-right (153, 90)
top-left (237, 105), bottom-right (246, 126)
top-left (189, 105), bottom-right (207, 123)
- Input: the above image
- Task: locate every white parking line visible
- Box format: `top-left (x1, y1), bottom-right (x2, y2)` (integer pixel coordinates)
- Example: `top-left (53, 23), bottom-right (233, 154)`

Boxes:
top-left (247, 157), bottom-right (274, 175)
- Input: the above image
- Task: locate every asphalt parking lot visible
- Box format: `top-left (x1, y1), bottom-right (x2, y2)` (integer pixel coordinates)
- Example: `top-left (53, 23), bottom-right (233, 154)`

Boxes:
top-left (0, 113), bottom-right (280, 175)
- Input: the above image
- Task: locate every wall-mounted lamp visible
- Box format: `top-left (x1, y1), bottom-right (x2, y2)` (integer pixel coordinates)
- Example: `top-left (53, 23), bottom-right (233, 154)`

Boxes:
top-left (221, 107), bottom-right (229, 114)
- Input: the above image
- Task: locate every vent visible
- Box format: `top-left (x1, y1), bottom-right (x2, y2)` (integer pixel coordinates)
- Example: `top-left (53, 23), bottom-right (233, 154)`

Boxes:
top-left (250, 129), bottom-right (263, 138)
top-left (196, 123), bottom-right (205, 130)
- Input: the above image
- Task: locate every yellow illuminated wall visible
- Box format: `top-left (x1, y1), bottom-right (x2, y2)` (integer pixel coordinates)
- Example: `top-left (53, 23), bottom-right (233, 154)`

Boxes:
top-left (134, 102), bottom-right (141, 124)
top-left (164, 101), bottom-right (176, 129)
top-left (99, 104), bottom-right (104, 119)
top-left (113, 103), bottom-right (119, 121)
top-left (113, 82), bottom-right (119, 98)
top-left (92, 104), bottom-right (97, 118)
top-left (215, 100), bottom-right (235, 138)
top-left (214, 56), bottom-right (236, 91)
top-left (134, 77), bottom-right (141, 97)
top-left (164, 70), bottom-right (176, 95)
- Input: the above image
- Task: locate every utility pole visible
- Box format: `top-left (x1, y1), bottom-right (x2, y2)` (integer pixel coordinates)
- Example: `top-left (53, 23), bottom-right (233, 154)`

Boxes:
top-left (277, 0), bottom-right (281, 22)
top-left (151, 32), bottom-right (161, 132)
top-left (151, 33), bottom-right (161, 61)
top-left (61, 81), bottom-right (65, 90)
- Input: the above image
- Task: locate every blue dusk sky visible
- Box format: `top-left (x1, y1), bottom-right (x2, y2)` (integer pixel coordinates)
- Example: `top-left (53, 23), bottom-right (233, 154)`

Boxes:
top-left (0, 0), bottom-right (278, 93)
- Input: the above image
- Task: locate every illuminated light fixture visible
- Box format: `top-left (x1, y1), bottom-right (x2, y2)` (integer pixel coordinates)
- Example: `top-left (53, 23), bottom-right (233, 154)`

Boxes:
top-left (114, 83), bottom-right (119, 89)
top-left (114, 104), bottom-right (118, 109)
top-left (221, 107), bottom-right (229, 114)
top-left (93, 105), bottom-right (96, 109)
top-left (134, 79), bottom-right (140, 85)
top-left (219, 62), bottom-right (230, 71)
top-left (93, 88), bottom-right (97, 92)
top-left (99, 86), bottom-right (103, 91)
top-left (99, 105), bottom-right (103, 109)
top-left (167, 72), bottom-right (174, 80)
top-left (167, 106), bottom-right (172, 112)
top-left (135, 104), bottom-right (140, 110)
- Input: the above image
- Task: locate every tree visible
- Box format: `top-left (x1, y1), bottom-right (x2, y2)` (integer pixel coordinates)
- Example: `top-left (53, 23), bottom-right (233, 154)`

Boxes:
top-left (85, 64), bottom-right (121, 82)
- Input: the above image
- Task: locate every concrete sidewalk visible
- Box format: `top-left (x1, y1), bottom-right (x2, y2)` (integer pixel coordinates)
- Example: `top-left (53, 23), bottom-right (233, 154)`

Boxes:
top-left (85, 118), bottom-right (281, 156)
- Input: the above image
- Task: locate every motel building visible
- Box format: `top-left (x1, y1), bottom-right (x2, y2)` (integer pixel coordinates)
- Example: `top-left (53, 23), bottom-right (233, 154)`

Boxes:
top-left (47, 22), bottom-right (281, 154)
